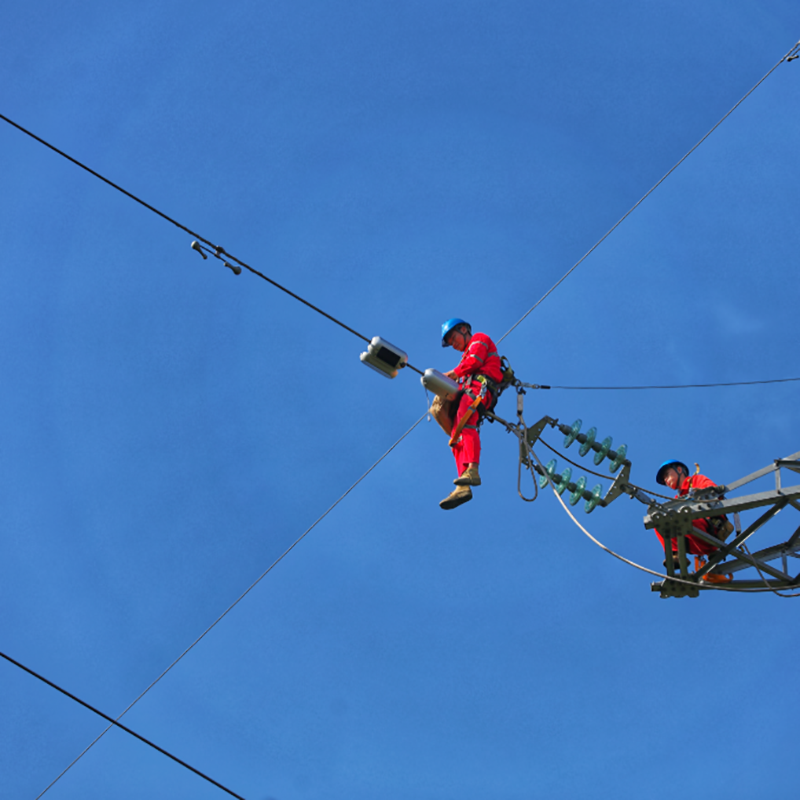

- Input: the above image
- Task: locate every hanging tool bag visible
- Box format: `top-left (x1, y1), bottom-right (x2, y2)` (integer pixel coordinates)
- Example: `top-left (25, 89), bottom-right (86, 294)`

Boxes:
top-left (430, 392), bottom-right (460, 436)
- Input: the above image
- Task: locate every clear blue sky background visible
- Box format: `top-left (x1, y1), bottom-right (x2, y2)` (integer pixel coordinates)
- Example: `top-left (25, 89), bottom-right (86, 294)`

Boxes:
top-left (2, 2), bottom-right (800, 798)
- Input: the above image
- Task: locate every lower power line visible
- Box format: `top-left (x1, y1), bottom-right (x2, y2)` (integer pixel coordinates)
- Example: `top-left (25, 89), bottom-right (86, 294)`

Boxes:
top-left (0, 650), bottom-right (247, 800)
top-left (36, 414), bottom-right (427, 798)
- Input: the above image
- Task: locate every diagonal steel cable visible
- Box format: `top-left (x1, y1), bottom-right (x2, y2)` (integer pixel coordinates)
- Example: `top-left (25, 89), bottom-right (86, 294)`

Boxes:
top-left (35, 414), bottom-right (427, 798)
top-left (498, 39), bottom-right (800, 344)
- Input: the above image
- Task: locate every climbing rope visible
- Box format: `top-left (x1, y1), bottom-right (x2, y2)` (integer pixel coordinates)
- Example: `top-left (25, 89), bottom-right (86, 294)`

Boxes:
top-left (516, 415), bottom-right (539, 503)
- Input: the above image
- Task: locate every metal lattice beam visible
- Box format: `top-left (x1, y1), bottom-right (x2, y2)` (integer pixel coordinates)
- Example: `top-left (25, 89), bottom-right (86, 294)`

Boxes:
top-left (645, 452), bottom-right (800, 597)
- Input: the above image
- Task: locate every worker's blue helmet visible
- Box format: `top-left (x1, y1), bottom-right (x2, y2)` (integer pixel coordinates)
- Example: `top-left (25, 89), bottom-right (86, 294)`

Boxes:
top-left (656, 459), bottom-right (689, 485)
top-left (441, 318), bottom-right (470, 347)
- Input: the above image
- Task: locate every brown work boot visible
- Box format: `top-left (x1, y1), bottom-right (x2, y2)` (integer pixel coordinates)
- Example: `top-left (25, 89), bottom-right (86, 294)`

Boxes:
top-left (454, 466), bottom-right (481, 486)
top-left (439, 485), bottom-right (473, 510)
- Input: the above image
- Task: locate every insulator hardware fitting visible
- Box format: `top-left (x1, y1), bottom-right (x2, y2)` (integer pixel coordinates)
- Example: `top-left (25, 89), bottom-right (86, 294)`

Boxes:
top-left (537, 459), bottom-right (605, 514)
top-left (559, 418), bottom-right (629, 474)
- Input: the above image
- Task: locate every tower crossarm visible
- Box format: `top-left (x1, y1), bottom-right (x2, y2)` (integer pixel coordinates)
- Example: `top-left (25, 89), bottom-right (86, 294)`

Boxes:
top-left (718, 450), bottom-right (800, 493)
top-left (643, 484), bottom-right (800, 530)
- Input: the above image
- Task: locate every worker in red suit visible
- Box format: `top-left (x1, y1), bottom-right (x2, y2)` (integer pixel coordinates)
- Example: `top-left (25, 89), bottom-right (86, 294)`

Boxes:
top-left (438, 318), bottom-right (504, 510)
top-left (654, 460), bottom-right (733, 575)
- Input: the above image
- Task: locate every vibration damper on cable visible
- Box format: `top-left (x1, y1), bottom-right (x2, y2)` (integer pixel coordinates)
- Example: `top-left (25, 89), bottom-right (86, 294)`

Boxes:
top-left (190, 240), bottom-right (241, 275)
top-left (190, 241), bottom-right (208, 260)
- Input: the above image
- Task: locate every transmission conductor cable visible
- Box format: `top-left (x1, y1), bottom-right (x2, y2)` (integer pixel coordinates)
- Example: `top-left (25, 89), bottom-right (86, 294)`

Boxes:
top-left (540, 377), bottom-right (800, 390)
top-left (0, 112), bottom-right (425, 376)
top-left (0, 650), bottom-right (247, 799)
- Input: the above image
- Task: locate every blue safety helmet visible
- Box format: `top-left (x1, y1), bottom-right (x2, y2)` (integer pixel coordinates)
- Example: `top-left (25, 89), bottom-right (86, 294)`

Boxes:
top-left (656, 459), bottom-right (689, 485)
top-left (441, 317), bottom-right (470, 347)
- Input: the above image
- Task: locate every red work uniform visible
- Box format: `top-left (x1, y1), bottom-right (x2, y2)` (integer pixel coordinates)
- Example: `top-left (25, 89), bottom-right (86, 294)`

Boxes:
top-left (450, 332), bottom-right (504, 477)
top-left (654, 473), bottom-right (722, 557)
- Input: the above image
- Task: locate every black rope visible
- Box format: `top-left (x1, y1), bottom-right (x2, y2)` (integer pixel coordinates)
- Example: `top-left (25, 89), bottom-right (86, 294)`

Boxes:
top-left (541, 377), bottom-right (800, 390)
top-left (0, 650), bottom-right (248, 799)
top-left (0, 112), bottom-right (425, 377)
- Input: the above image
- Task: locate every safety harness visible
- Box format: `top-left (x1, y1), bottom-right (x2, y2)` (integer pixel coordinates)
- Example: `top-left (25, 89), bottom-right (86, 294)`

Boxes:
top-left (448, 356), bottom-right (518, 447)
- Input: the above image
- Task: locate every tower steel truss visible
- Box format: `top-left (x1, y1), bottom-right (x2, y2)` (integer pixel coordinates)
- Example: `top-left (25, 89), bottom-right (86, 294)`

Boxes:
top-left (643, 451), bottom-right (800, 597)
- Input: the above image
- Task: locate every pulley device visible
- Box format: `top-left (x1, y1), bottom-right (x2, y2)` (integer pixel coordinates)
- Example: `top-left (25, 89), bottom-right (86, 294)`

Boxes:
top-left (359, 337), bottom-right (409, 379)
top-left (421, 369), bottom-right (460, 400)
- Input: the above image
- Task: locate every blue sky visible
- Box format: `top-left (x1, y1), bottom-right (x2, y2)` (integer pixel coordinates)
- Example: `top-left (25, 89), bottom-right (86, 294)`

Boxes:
top-left (3, 2), bottom-right (800, 798)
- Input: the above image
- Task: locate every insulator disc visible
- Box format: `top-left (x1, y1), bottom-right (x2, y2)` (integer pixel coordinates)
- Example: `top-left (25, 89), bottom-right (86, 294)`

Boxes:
top-left (538, 459), bottom-right (558, 489)
top-left (569, 476), bottom-right (587, 506)
top-left (555, 467), bottom-right (572, 495)
top-left (593, 436), bottom-right (613, 466)
top-left (578, 427), bottom-right (597, 457)
top-left (609, 443), bottom-right (628, 474)
top-left (585, 484), bottom-right (604, 513)
top-left (563, 419), bottom-right (582, 448)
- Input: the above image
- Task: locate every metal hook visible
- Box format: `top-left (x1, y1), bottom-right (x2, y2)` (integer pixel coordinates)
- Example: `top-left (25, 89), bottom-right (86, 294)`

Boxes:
top-left (517, 436), bottom-right (538, 502)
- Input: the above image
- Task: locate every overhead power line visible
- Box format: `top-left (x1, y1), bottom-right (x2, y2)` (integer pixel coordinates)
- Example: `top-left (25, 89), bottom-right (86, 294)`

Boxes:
top-left (497, 38), bottom-right (800, 344)
top-left (0, 112), bottom-right (424, 377)
top-left (542, 376), bottom-right (800, 391)
top-left (4, 36), bottom-right (797, 372)
top-left (0, 650), bottom-right (248, 800)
